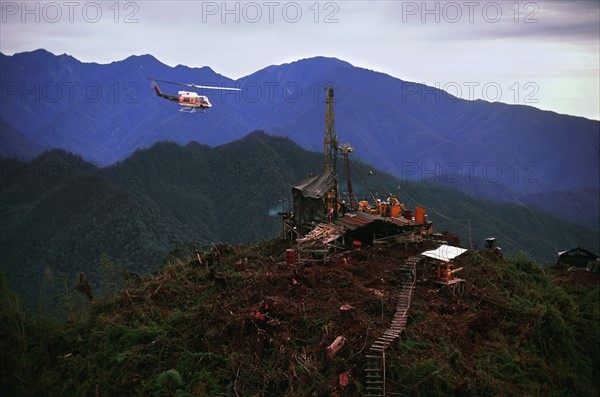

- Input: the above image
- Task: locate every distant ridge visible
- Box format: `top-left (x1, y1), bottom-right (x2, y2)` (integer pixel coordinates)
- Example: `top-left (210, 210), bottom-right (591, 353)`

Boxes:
top-left (1, 49), bottom-right (598, 227)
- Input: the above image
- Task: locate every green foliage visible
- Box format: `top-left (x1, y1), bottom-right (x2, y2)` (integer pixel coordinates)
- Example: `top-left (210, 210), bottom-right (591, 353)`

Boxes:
top-left (389, 358), bottom-right (450, 396)
top-left (159, 242), bottom-right (205, 272)
top-left (154, 369), bottom-right (184, 396)
top-left (98, 254), bottom-right (124, 297)
top-left (398, 338), bottom-right (430, 354)
top-left (56, 272), bottom-right (90, 322)
top-left (302, 315), bottom-right (326, 333)
top-left (187, 368), bottom-right (224, 395)
top-left (390, 252), bottom-right (600, 397)
top-left (0, 273), bottom-right (62, 396)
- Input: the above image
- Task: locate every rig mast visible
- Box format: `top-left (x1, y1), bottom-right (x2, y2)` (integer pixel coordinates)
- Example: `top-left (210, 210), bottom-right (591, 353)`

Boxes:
top-left (323, 87), bottom-right (338, 175)
top-left (323, 87), bottom-right (338, 219)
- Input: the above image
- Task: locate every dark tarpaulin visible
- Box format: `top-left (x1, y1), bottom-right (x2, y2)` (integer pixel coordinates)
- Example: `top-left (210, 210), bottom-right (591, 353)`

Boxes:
top-left (292, 171), bottom-right (336, 224)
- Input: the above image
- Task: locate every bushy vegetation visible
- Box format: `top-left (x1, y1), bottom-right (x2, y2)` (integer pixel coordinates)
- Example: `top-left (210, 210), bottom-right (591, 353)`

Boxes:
top-left (1, 240), bottom-right (598, 397)
top-left (392, 252), bottom-right (600, 397)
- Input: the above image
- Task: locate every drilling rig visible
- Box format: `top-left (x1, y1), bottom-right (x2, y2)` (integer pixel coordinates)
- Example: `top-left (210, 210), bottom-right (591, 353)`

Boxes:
top-left (323, 87), bottom-right (339, 220)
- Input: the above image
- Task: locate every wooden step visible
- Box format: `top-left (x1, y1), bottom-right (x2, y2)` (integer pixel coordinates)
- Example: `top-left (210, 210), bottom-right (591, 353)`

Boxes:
top-left (365, 266), bottom-right (416, 396)
top-left (383, 333), bottom-right (400, 339)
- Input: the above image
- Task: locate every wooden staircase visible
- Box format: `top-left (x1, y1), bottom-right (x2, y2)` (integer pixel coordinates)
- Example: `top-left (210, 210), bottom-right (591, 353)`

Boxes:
top-left (364, 255), bottom-right (420, 397)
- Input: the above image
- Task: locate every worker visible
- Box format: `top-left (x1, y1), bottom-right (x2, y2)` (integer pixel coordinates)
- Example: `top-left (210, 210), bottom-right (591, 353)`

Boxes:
top-left (388, 195), bottom-right (400, 207)
top-left (358, 200), bottom-right (369, 212)
top-left (376, 198), bottom-right (389, 217)
top-left (383, 202), bottom-right (390, 217)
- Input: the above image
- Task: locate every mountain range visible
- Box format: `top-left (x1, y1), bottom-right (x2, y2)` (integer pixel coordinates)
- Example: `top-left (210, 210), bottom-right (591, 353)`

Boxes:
top-left (1, 49), bottom-right (598, 227)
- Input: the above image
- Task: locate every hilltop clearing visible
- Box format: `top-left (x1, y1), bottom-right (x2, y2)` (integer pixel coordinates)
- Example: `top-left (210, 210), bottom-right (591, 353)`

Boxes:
top-left (1, 236), bottom-right (598, 396)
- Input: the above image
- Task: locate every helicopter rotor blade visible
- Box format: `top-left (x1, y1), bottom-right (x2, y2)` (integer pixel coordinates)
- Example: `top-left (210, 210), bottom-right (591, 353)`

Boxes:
top-left (147, 78), bottom-right (240, 91)
top-left (188, 84), bottom-right (241, 91)
top-left (147, 78), bottom-right (194, 87)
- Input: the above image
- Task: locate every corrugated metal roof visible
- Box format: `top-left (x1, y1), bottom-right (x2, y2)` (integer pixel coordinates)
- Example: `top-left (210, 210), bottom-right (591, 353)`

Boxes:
top-left (334, 212), bottom-right (419, 231)
top-left (422, 245), bottom-right (467, 261)
top-left (557, 247), bottom-right (599, 257)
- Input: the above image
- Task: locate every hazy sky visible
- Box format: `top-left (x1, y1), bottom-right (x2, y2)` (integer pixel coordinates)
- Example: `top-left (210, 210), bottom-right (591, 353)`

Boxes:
top-left (1, 0), bottom-right (599, 119)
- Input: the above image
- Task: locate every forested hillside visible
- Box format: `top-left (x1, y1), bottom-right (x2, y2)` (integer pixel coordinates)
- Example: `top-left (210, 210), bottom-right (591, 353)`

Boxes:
top-left (1, 132), bottom-right (598, 310)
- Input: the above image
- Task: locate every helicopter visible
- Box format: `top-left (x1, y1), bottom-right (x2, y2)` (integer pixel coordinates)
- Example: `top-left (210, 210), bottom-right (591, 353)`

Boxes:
top-left (149, 79), bottom-right (241, 113)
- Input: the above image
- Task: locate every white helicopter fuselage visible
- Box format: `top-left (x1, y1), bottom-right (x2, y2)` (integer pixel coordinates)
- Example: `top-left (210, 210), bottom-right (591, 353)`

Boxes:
top-left (178, 91), bottom-right (211, 109)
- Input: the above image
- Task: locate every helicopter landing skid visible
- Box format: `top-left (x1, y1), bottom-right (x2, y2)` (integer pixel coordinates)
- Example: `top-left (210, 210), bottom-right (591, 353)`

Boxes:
top-left (179, 107), bottom-right (207, 114)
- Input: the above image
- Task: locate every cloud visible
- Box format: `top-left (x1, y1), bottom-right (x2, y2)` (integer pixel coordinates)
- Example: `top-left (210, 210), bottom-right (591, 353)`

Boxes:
top-left (0, 0), bottom-right (598, 119)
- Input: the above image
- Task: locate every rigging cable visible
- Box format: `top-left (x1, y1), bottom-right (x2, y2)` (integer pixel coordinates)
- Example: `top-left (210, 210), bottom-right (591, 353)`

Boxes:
top-left (346, 153), bottom-right (474, 249)
top-left (396, 184), bottom-right (473, 249)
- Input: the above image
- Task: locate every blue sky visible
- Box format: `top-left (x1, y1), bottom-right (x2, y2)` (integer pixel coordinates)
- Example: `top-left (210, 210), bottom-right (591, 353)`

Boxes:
top-left (1, 0), bottom-right (598, 119)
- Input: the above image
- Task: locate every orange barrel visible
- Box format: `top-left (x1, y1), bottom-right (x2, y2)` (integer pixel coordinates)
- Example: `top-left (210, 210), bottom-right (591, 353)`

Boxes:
top-left (415, 206), bottom-right (425, 224)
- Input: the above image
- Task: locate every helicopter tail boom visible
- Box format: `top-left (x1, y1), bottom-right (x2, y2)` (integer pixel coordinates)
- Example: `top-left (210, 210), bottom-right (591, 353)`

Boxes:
top-left (152, 83), bottom-right (180, 102)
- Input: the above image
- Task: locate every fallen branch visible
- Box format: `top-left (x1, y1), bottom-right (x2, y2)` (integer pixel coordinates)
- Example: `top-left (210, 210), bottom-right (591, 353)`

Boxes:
top-left (150, 277), bottom-right (165, 299)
